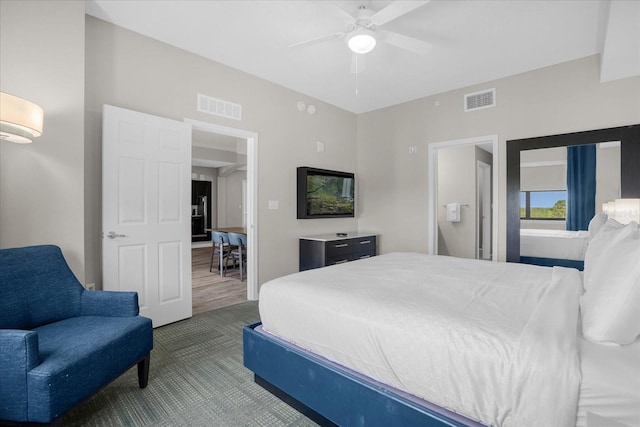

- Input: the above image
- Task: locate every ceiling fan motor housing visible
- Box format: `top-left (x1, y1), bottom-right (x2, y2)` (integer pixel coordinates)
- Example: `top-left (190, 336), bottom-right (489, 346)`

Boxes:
top-left (354, 6), bottom-right (375, 29)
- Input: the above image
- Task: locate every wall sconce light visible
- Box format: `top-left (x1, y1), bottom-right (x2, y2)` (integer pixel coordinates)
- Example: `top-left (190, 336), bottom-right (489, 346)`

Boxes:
top-left (602, 201), bottom-right (617, 217)
top-left (0, 92), bottom-right (44, 144)
top-left (602, 198), bottom-right (640, 224)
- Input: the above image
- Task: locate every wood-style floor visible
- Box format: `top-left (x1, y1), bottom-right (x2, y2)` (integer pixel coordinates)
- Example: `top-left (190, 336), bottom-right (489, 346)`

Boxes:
top-left (192, 246), bottom-right (247, 314)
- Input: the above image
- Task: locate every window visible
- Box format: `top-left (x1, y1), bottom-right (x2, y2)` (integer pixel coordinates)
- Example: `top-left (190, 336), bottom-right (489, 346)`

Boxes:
top-left (520, 190), bottom-right (567, 220)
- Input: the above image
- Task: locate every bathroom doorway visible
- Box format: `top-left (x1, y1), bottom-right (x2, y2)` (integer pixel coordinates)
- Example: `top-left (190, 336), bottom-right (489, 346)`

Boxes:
top-left (427, 134), bottom-right (498, 261)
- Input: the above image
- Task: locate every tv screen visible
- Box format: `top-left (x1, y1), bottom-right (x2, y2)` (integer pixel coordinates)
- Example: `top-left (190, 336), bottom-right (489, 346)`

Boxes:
top-left (297, 167), bottom-right (355, 219)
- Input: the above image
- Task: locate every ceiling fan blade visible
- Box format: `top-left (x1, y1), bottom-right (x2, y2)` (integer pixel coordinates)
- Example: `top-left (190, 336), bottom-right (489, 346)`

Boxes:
top-left (289, 32), bottom-right (345, 49)
top-left (371, 1), bottom-right (431, 26)
top-left (381, 30), bottom-right (432, 55)
top-left (350, 52), bottom-right (366, 74)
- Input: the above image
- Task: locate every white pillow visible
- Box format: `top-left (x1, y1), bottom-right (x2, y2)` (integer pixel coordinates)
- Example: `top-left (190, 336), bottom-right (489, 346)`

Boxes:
top-left (587, 212), bottom-right (608, 240)
top-left (581, 220), bottom-right (640, 345)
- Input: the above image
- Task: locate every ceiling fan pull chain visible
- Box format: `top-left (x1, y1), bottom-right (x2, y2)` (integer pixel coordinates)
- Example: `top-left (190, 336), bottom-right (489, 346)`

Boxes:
top-left (355, 55), bottom-right (359, 95)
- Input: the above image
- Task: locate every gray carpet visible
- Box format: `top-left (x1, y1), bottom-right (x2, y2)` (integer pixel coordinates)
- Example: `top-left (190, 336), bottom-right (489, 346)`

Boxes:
top-left (65, 302), bottom-right (319, 426)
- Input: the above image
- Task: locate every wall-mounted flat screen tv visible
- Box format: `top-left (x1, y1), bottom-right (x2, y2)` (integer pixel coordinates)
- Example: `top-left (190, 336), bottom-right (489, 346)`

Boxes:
top-left (297, 167), bottom-right (355, 219)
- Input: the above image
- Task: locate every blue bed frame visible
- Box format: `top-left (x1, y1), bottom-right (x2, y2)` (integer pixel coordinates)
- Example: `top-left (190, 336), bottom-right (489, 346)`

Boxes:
top-left (243, 323), bottom-right (483, 427)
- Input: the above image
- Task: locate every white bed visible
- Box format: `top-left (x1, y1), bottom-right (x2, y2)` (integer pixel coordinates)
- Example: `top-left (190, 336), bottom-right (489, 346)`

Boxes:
top-left (577, 336), bottom-right (640, 427)
top-left (260, 252), bottom-right (584, 427)
top-left (258, 218), bottom-right (639, 427)
top-left (520, 228), bottom-right (589, 261)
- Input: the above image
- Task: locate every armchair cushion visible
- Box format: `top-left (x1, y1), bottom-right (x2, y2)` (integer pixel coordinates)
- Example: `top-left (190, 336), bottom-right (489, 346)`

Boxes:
top-left (29, 316), bottom-right (152, 422)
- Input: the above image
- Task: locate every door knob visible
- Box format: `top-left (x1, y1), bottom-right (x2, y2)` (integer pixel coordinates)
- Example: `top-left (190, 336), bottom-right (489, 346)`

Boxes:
top-left (105, 231), bottom-right (126, 239)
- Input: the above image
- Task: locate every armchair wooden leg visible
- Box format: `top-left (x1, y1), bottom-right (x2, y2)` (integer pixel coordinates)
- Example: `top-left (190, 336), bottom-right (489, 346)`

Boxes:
top-left (137, 354), bottom-right (150, 389)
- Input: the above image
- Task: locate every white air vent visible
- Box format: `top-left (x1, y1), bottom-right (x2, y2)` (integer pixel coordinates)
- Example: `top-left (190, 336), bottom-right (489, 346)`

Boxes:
top-left (197, 93), bottom-right (242, 120)
top-left (464, 88), bottom-right (495, 112)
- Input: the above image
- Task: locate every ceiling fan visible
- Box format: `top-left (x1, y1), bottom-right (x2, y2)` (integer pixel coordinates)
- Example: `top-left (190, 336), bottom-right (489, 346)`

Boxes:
top-left (289, 1), bottom-right (432, 73)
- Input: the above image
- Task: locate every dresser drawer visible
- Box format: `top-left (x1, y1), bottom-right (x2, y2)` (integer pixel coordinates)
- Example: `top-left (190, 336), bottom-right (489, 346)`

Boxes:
top-left (326, 254), bottom-right (352, 266)
top-left (353, 252), bottom-right (374, 261)
top-left (325, 239), bottom-right (352, 256)
top-left (353, 236), bottom-right (376, 256)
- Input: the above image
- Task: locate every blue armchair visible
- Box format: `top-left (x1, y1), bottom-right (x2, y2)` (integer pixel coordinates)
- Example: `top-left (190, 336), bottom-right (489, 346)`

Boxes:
top-left (0, 245), bottom-right (153, 425)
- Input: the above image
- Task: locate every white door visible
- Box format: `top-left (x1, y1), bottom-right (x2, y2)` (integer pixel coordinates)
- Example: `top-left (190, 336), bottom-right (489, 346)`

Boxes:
top-left (476, 161), bottom-right (492, 260)
top-left (242, 179), bottom-right (247, 227)
top-left (102, 105), bottom-right (192, 327)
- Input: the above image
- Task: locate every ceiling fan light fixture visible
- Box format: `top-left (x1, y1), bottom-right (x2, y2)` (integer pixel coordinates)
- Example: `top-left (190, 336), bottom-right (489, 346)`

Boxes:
top-left (347, 28), bottom-right (377, 54)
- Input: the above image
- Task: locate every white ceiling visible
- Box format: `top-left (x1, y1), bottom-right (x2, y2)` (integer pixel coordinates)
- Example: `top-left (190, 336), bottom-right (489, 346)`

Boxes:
top-left (85, 0), bottom-right (639, 114)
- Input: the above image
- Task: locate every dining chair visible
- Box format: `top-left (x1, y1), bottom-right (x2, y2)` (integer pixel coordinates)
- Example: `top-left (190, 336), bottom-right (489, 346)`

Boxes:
top-left (227, 232), bottom-right (248, 281)
top-left (210, 231), bottom-right (230, 276)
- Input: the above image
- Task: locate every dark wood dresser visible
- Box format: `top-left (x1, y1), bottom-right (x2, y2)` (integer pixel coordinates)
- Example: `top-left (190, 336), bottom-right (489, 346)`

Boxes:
top-left (299, 232), bottom-right (377, 271)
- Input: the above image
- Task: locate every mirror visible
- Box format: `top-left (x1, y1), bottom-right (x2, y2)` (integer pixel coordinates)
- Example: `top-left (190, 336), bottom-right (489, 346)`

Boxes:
top-left (506, 124), bottom-right (640, 264)
top-left (518, 144), bottom-right (621, 266)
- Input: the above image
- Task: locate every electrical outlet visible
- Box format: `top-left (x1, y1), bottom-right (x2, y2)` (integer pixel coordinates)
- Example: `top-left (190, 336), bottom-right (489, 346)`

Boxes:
top-left (86, 283), bottom-right (96, 291)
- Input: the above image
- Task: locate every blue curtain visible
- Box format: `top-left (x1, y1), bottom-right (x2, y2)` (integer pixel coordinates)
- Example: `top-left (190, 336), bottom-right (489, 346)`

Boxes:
top-left (566, 144), bottom-right (596, 231)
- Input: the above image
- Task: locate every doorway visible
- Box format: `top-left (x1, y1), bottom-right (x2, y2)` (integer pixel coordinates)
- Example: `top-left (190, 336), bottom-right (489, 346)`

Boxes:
top-left (191, 133), bottom-right (247, 313)
top-left (427, 134), bottom-right (498, 261)
top-left (185, 118), bottom-right (259, 313)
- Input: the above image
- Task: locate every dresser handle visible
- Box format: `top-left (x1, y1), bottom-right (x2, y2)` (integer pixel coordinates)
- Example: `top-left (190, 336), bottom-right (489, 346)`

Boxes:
top-left (359, 240), bottom-right (370, 244)
top-left (359, 255), bottom-right (371, 259)
top-left (334, 259), bottom-right (349, 264)
top-left (334, 243), bottom-right (349, 248)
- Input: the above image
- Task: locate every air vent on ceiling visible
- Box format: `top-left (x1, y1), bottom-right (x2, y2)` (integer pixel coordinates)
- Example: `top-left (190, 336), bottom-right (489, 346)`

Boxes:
top-left (197, 93), bottom-right (242, 121)
top-left (464, 88), bottom-right (496, 112)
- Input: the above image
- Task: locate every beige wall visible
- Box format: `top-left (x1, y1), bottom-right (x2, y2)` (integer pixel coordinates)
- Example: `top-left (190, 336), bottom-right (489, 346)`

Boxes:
top-left (218, 171), bottom-right (247, 228)
top-left (0, 1), bottom-right (86, 281)
top-left (358, 55), bottom-right (640, 261)
top-left (85, 16), bottom-right (358, 287)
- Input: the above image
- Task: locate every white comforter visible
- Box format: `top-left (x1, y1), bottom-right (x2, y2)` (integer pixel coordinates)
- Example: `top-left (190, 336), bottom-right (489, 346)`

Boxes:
top-left (259, 252), bottom-right (583, 427)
